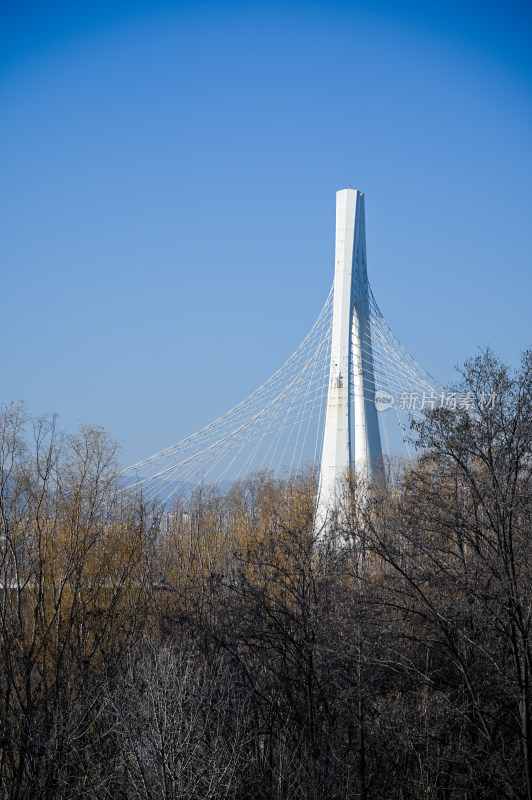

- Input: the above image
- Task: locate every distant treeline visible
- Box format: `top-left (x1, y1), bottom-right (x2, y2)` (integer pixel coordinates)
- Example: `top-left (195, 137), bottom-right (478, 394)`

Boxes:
top-left (0, 348), bottom-right (531, 800)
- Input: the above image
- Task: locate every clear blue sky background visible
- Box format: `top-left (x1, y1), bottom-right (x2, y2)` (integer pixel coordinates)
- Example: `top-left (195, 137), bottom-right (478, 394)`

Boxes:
top-left (2, 0), bottom-right (531, 466)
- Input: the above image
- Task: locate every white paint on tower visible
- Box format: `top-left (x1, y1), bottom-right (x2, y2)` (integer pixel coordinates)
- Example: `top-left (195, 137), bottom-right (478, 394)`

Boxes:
top-left (315, 189), bottom-right (382, 533)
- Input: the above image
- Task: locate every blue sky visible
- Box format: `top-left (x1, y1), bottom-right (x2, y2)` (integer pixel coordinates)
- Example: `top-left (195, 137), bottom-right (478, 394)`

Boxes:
top-left (2, 0), bottom-right (531, 466)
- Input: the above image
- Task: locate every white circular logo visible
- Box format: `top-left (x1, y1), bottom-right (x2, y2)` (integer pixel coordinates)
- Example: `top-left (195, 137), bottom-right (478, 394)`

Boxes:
top-left (375, 390), bottom-right (395, 412)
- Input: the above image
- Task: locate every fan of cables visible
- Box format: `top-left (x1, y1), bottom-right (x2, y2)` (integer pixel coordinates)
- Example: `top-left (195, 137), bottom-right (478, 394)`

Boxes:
top-left (120, 281), bottom-right (441, 508)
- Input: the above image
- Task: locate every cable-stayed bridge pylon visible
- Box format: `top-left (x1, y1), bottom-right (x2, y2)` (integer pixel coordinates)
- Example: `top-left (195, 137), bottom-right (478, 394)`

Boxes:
top-left (121, 189), bottom-right (441, 510)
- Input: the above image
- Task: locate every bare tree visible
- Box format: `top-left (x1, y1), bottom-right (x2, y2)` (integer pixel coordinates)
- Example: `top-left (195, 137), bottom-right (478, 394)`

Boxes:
top-left (108, 639), bottom-right (250, 800)
top-left (342, 350), bottom-right (532, 799)
top-left (0, 406), bottom-right (152, 800)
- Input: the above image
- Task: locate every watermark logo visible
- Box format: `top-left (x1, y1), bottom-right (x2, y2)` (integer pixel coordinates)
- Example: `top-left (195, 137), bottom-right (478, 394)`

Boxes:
top-left (375, 390), bottom-right (497, 412)
top-left (375, 390), bottom-right (395, 412)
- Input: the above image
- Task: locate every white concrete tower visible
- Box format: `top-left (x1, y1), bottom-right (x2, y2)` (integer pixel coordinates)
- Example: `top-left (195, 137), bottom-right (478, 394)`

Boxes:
top-left (315, 189), bottom-right (382, 530)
